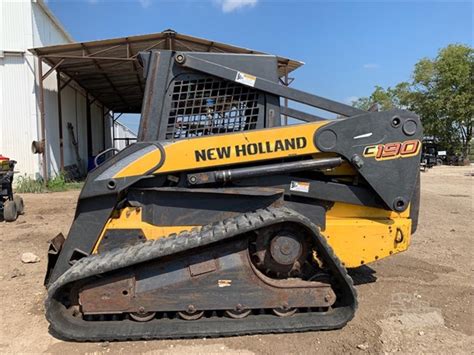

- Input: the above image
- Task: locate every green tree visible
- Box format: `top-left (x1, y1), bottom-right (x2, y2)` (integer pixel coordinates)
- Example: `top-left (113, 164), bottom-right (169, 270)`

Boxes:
top-left (352, 85), bottom-right (401, 111)
top-left (354, 44), bottom-right (473, 157)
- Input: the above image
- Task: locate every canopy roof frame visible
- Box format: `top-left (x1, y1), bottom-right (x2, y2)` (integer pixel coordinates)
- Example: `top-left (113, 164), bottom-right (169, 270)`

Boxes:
top-left (31, 29), bottom-right (303, 114)
top-left (31, 30), bottom-right (303, 182)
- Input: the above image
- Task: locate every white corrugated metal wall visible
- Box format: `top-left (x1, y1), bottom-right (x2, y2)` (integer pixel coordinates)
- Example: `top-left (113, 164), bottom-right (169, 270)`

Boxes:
top-left (0, 0), bottom-right (40, 178)
top-left (0, 0), bottom-right (126, 179)
top-left (0, 54), bottom-right (40, 178)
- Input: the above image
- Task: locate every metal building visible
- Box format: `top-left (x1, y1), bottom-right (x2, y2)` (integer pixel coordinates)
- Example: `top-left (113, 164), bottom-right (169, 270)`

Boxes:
top-left (0, 0), bottom-right (135, 180)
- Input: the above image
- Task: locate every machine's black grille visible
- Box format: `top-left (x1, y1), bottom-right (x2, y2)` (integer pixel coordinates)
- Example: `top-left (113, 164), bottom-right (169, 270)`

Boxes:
top-left (166, 77), bottom-right (260, 139)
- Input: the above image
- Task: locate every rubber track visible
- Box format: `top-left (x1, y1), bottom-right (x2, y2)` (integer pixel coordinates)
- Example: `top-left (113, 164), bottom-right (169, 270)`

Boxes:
top-left (46, 207), bottom-right (357, 341)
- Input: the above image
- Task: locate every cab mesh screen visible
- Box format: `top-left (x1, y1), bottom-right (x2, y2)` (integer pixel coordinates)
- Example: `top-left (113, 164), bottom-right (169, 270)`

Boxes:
top-left (166, 77), bottom-right (260, 139)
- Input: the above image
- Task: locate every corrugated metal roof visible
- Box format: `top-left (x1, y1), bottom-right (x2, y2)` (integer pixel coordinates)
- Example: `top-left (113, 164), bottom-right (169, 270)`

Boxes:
top-left (30, 29), bottom-right (304, 113)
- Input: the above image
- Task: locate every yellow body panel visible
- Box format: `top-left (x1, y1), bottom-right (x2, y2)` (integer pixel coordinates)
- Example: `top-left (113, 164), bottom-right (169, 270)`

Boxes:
top-left (114, 121), bottom-right (328, 178)
top-left (323, 216), bottom-right (411, 268)
top-left (322, 202), bottom-right (411, 267)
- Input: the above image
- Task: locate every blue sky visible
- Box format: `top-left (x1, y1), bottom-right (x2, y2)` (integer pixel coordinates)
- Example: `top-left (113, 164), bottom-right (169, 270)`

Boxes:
top-left (47, 0), bottom-right (472, 133)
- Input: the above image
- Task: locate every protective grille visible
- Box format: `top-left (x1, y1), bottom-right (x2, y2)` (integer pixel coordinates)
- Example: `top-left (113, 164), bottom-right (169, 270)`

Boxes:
top-left (166, 77), bottom-right (260, 139)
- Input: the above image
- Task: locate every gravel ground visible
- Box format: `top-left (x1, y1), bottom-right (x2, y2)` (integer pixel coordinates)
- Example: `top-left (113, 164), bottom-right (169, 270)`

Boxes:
top-left (0, 165), bottom-right (472, 354)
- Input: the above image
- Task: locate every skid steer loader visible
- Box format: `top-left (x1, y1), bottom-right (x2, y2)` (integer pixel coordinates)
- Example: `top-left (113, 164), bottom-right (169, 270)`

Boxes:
top-left (44, 50), bottom-right (421, 341)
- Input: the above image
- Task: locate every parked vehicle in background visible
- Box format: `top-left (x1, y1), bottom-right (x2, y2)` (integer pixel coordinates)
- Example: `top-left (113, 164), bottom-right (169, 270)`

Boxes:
top-left (421, 138), bottom-right (440, 170)
top-left (0, 155), bottom-right (24, 221)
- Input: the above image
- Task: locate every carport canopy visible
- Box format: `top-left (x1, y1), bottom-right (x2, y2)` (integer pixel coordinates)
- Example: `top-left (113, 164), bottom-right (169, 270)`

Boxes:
top-left (30, 29), bottom-right (304, 114)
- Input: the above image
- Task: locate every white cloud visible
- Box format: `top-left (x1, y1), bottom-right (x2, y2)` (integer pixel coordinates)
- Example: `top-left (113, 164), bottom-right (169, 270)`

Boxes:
top-left (138, 0), bottom-right (152, 8)
top-left (363, 63), bottom-right (379, 69)
top-left (345, 96), bottom-right (359, 104)
top-left (216, 0), bottom-right (258, 13)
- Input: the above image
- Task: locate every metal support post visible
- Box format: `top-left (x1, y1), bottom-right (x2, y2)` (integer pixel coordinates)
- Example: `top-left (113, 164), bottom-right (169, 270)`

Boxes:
top-left (37, 57), bottom-right (48, 184)
top-left (283, 66), bottom-right (289, 125)
top-left (86, 94), bottom-right (93, 159)
top-left (57, 71), bottom-right (64, 171)
top-left (111, 113), bottom-right (115, 150)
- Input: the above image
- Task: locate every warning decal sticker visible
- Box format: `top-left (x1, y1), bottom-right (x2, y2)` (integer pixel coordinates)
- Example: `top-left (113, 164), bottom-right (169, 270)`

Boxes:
top-left (290, 181), bottom-right (310, 193)
top-left (235, 71), bottom-right (256, 87)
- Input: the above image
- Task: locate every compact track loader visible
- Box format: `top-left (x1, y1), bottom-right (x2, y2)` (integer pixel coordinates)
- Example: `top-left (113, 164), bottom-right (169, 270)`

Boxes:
top-left (44, 50), bottom-right (422, 341)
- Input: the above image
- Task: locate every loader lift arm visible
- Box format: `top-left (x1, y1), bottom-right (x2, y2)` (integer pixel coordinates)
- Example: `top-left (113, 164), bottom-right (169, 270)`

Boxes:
top-left (172, 52), bottom-right (365, 117)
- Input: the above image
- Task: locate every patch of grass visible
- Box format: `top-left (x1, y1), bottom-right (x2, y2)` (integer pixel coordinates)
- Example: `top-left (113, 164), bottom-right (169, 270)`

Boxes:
top-left (47, 173), bottom-right (67, 192)
top-left (15, 175), bottom-right (45, 193)
top-left (47, 173), bottom-right (84, 192)
top-left (64, 181), bottom-right (84, 190)
top-left (14, 173), bottom-right (83, 193)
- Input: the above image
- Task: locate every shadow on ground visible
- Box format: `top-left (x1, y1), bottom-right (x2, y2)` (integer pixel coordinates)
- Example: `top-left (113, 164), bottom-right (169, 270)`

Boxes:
top-left (348, 265), bottom-right (378, 285)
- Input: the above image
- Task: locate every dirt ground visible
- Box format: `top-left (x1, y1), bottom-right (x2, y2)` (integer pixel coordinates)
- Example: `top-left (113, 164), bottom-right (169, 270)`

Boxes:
top-left (0, 165), bottom-right (472, 354)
